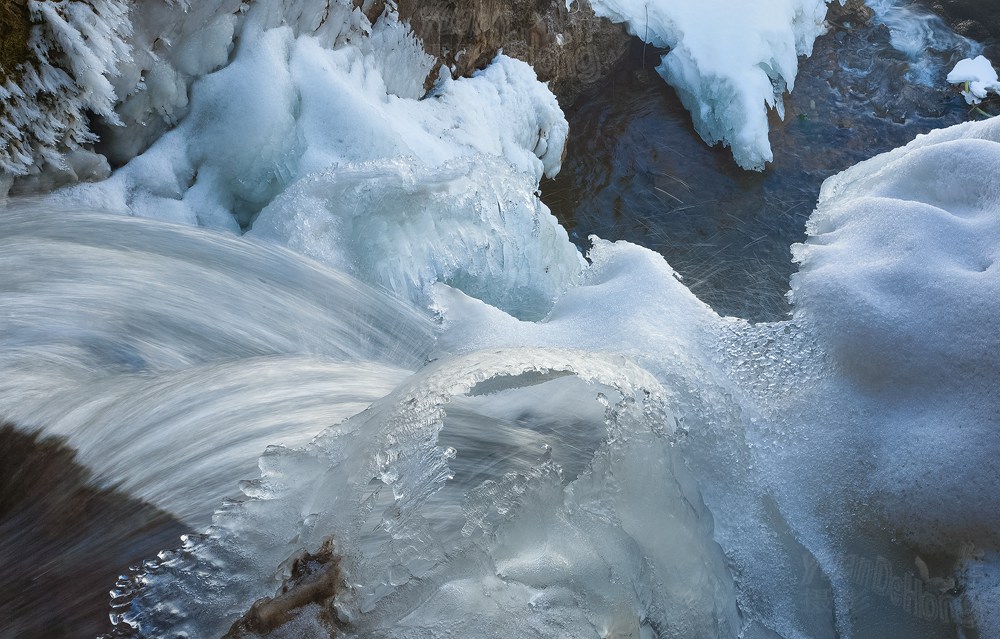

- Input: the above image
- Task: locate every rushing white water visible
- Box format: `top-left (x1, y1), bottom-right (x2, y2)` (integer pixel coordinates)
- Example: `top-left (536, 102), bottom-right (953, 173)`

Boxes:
top-left (0, 206), bottom-right (433, 526)
top-left (865, 0), bottom-right (979, 84)
top-left (1, 1), bottom-right (997, 637)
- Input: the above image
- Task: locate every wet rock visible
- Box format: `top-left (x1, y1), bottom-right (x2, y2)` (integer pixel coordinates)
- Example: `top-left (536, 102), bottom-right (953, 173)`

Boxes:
top-left (925, 0), bottom-right (1000, 49)
top-left (827, 0), bottom-right (875, 25)
top-left (0, 423), bottom-right (188, 639)
top-left (400, 0), bottom-right (632, 104)
top-left (223, 537), bottom-right (344, 638)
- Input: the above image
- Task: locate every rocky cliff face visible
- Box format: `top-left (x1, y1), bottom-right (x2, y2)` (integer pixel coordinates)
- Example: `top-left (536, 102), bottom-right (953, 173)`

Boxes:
top-left (399, 0), bottom-right (631, 104)
top-left (0, 0), bottom-right (30, 84)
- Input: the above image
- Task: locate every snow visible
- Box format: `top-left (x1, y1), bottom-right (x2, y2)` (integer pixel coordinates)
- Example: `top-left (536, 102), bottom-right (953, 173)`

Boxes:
top-left (948, 55), bottom-right (1000, 104)
top-left (578, 0), bottom-right (831, 170)
top-left (790, 116), bottom-right (1000, 553)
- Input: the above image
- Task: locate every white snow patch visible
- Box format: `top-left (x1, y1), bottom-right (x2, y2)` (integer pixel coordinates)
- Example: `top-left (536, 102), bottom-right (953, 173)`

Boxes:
top-left (948, 55), bottom-right (1000, 104)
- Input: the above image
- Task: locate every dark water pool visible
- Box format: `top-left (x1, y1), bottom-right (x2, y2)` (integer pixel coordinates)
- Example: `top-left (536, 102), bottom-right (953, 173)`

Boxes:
top-left (542, 3), bottom-right (977, 321)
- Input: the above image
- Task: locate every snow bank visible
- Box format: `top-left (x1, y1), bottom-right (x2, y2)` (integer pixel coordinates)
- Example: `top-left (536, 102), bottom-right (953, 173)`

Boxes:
top-left (790, 116), bottom-right (1000, 632)
top-left (579, 0), bottom-right (831, 170)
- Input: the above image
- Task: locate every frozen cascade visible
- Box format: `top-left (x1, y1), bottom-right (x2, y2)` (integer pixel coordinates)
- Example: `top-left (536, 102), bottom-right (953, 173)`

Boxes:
top-left (1, 0), bottom-right (998, 637)
top-left (115, 349), bottom-right (742, 638)
top-left (50, 0), bottom-right (580, 319)
top-left (251, 157), bottom-right (582, 320)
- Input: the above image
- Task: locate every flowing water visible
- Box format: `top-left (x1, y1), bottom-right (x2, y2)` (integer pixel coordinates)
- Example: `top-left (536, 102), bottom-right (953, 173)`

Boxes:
top-left (0, 2), bottom-right (995, 638)
top-left (542, 0), bottom-right (977, 321)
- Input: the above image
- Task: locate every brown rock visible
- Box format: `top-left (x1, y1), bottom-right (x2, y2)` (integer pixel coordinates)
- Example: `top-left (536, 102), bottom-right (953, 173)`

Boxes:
top-left (399, 0), bottom-right (632, 104)
top-left (927, 0), bottom-right (1000, 44)
top-left (223, 536), bottom-right (344, 638)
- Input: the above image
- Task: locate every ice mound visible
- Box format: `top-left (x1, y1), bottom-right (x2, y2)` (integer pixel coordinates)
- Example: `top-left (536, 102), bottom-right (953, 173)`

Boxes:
top-left (96, 0), bottom-right (244, 165)
top-left (114, 349), bottom-right (742, 638)
top-left (252, 157), bottom-right (582, 320)
top-left (579, 0), bottom-right (831, 170)
top-left (433, 240), bottom-right (844, 639)
top-left (791, 117), bottom-right (1000, 401)
top-left (789, 116), bottom-right (1000, 631)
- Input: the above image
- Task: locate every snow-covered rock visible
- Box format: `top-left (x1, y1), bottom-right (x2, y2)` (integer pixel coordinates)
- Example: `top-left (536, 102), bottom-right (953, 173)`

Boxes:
top-left (578, 0), bottom-right (832, 170)
top-left (947, 55), bottom-right (1000, 104)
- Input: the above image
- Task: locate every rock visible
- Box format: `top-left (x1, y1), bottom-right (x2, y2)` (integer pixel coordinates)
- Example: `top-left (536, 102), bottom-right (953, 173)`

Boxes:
top-left (0, 0), bottom-right (30, 85)
top-left (926, 1), bottom-right (1000, 51)
top-left (223, 537), bottom-right (344, 638)
top-left (399, 0), bottom-right (632, 104)
top-left (0, 423), bottom-right (188, 638)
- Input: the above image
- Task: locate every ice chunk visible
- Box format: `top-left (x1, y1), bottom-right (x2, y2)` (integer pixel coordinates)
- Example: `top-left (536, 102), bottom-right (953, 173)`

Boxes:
top-left (947, 55), bottom-right (1000, 104)
top-left (579, 0), bottom-right (831, 170)
top-left (251, 157), bottom-right (583, 319)
top-left (97, 0), bottom-right (243, 165)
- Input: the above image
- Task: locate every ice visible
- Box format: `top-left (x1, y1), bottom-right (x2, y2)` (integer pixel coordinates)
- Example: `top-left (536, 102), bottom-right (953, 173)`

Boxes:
top-left (578, 0), bottom-right (831, 170)
top-left (251, 157), bottom-right (583, 320)
top-left (117, 349), bottom-right (742, 638)
top-left (0, 0), bottom-right (129, 177)
top-left (427, 113), bottom-right (1000, 631)
top-left (54, 2), bottom-right (575, 317)
top-left (4, 2), bottom-right (1000, 637)
top-left (948, 55), bottom-right (1000, 104)
top-left (96, 0), bottom-right (243, 165)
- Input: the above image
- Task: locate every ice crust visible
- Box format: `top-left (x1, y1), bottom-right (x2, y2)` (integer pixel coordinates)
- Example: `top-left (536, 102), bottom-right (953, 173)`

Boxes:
top-left (579, 0), bottom-right (831, 170)
top-left (120, 349), bottom-right (742, 638)
top-left (54, 1), bottom-right (576, 317)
